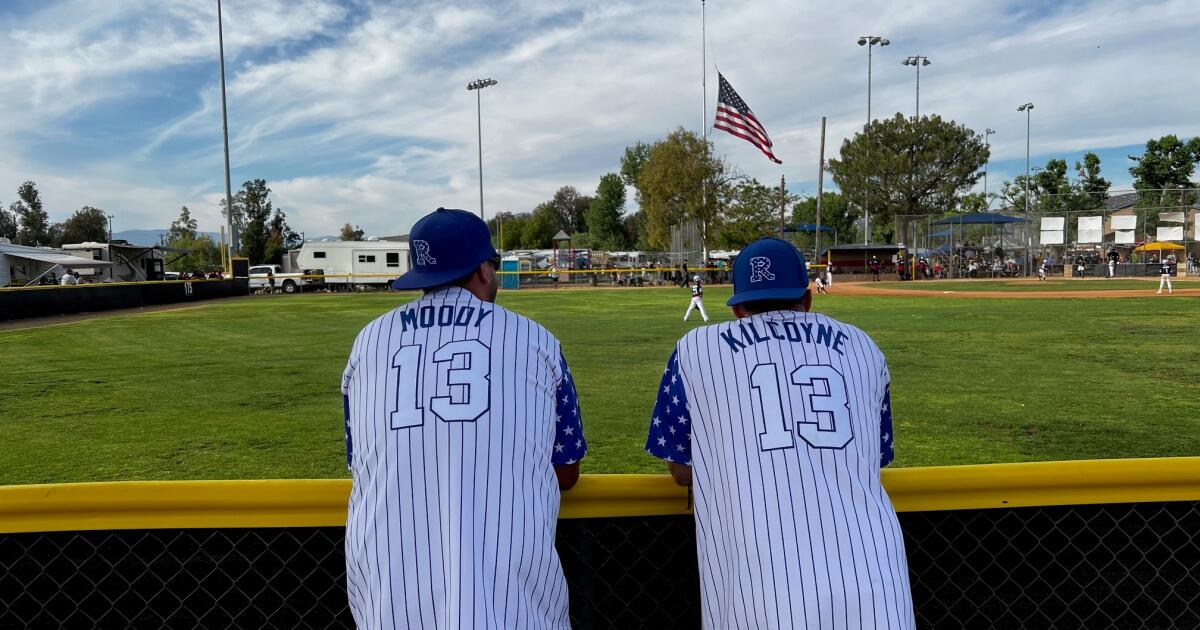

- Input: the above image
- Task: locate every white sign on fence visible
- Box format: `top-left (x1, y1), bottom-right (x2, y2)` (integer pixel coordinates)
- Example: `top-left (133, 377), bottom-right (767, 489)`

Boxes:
top-left (1111, 215), bottom-right (1137, 230)
top-left (1156, 226), bottom-right (1184, 241)
top-left (1040, 230), bottom-right (1065, 245)
top-left (1077, 216), bottom-right (1103, 244)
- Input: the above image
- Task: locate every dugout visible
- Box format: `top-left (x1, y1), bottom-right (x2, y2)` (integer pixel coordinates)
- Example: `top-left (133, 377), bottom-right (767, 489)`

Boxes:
top-left (820, 243), bottom-right (902, 274)
top-left (1, 458), bottom-right (1196, 628)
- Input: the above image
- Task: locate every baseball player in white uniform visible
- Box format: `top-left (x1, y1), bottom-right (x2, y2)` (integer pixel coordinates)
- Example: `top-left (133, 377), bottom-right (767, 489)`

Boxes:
top-left (342, 208), bottom-right (587, 630)
top-left (684, 274), bottom-right (709, 322)
top-left (645, 237), bottom-right (915, 629)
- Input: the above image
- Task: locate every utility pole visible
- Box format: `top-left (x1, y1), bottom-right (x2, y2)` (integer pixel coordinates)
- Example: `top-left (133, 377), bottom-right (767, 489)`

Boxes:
top-left (779, 174), bottom-right (787, 235)
top-left (217, 0), bottom-right (236, 259)
top-left (813, 116), bottom-right (827, 259)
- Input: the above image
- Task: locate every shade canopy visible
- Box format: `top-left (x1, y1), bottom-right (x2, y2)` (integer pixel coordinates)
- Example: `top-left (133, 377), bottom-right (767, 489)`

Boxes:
top-left (928, 228), bottom-right (954, 238)
top-left (3, 250), bottom-right (114, 267)
top-left (1133, 242), bottom-right (1185, 252)
top-left (776, 224), bottom-right (834, 233)
top-left (931, 213), bottom-right (1025, 226)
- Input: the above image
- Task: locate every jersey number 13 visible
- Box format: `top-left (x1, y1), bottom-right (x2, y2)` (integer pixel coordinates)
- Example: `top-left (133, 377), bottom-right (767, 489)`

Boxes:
top-left (389, 339), bottom-right (491, 429)
top-left (751, 363), bottom-right (853, 451)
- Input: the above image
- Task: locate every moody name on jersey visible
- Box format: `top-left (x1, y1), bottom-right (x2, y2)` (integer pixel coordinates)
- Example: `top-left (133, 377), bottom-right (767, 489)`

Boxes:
top-left (342, 286), bottom-right (586, 630)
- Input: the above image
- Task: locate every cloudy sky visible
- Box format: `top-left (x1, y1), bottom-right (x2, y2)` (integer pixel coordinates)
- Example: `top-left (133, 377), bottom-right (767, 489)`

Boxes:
top-left (0, 0), bottom-right (1195, 238)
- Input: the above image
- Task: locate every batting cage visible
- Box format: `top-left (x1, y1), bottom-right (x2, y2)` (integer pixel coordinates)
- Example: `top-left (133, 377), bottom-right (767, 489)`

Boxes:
top-left (2, 459), bottom-right (1197, 629)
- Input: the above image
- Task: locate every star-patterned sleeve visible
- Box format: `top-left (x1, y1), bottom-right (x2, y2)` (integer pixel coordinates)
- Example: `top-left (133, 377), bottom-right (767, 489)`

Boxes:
top-left (880, 383), bottom-right (895, 468)
top-left (552, 352), bottom-right (587, 465)
top-left (644, 348), bottom-right (692, 465)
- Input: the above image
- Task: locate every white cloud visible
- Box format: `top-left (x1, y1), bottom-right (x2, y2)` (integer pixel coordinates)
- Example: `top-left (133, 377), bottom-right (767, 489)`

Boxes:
top-left (0, 0), bottom-right (1196, 236)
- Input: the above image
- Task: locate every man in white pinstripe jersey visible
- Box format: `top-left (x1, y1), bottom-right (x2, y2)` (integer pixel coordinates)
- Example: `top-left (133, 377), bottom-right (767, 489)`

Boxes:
top-left (342, 208), bottom-right (586, 629)
top-left (645, 237), bottom-right (915, 629)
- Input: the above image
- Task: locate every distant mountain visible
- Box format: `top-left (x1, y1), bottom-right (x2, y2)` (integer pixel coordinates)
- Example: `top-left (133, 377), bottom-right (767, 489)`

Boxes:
top-left (112, 229), bottom-right (220, 246)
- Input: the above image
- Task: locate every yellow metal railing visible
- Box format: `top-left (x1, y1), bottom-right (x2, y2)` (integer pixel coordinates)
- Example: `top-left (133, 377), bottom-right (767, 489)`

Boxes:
top-left (2, 457), bottom-right (1196, 535)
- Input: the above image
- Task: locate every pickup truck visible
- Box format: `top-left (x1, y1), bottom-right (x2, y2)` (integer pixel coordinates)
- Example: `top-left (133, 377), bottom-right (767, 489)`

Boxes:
top-left (248, 264), bottom-right (311, 294)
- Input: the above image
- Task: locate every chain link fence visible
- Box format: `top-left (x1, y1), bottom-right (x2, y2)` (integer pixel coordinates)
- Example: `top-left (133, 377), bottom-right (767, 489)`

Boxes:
top-left (2, 502), bottom-right (1197, 628)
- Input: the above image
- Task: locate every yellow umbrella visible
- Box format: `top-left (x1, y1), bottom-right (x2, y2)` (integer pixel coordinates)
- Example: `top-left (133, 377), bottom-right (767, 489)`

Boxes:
top-left (1133, 242), bottom-right (1185, 252)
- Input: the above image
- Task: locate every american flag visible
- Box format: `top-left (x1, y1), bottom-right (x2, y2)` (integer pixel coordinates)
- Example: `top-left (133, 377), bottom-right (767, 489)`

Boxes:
top-left (713, 72), bottom-right (782, 164)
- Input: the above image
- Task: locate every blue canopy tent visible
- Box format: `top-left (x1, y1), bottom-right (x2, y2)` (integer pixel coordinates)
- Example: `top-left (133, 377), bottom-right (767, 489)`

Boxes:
top-left (776, 223), bottom-right (837, 254)
top-left (930, 213), bottom-right (1026, 226)
top-left (930, 213), bottom-right (1028, 278)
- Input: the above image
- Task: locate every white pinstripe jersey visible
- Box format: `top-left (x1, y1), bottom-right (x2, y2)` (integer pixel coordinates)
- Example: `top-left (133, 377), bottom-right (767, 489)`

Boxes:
top-left (342, 286), bottom-right (586, 630)
top-left (646, 309), bottom-right (914, 630)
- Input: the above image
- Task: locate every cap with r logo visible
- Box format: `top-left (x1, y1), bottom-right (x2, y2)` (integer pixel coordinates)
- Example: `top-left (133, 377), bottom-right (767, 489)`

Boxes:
top-left (727, 237), bottom-right (809, 306)
top-left (391, 208), bottom-right (497, 290)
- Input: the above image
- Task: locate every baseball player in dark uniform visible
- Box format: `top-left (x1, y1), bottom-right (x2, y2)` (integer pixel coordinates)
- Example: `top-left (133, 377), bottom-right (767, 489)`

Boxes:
top-left (1157, 259), bottom-right (1173, 294)
top-left (869, 255), bottom-right (882, 281)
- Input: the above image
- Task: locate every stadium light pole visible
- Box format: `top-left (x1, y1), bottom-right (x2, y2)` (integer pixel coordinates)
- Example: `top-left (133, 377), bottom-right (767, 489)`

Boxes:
top-left (983, 128), bottom-right (996, 208)
top-left (1018, 103), bottom-right (1034, 276)
top-left (858, 35), bottom-right (888, 245)
top-left (1017, 103), bottom-right (1034, 216)
top-left (217, 0), bottom-right (236, 261)
top-left (901, 55), bottom-right (930, 119)
top-left (467, 78), bottom-right (498, 220)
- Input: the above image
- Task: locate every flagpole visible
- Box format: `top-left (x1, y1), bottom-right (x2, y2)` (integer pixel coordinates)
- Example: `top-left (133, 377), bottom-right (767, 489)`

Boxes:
top-left (700, 0), bottom-right (709, 265)
top-left (701, 0), bottom-right (707, 138)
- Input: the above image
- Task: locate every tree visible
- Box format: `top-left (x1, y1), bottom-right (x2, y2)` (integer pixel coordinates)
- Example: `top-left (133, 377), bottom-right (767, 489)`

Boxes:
top-left (498, 213), bottom-right (530, 250)
top-left (622, 210), bottom-right (649, 251)
top-left (0, 204), bottom-right (18, 241)
top-left (1129, 135), bottom-right (1200, 217)
top-left (828, 115), bottom-right (989, 244)
top-left (792, 192), bottom-right (857, 247)
top-left (1074, 152), bottom-right (1110, 211)
top-left (585, 173), bottom-right (628, 250)
top-left (548, 186), bottom-right (592, 234)
top-left (59, 206), bottom-right (109, 244)
top-left (264, 208), bottom-right (298, 264)
top-left (235, 179), bottom-right (274, 263)
top-left (339, 223), bottom-right (365, 241)
top-left (166, 233), bottom-right (224, 273)
top-left (955, 192), bottom-right (989, 214)
top-left (630, 128), bottom-right (729, 250)
top-left (1032, 159), bottom-right (1072, 215)
top-left (713, 179), bottom-right (782, 249)
top-left (619, 142), bottom-right (652, 188)
top-left (169, 206), bottom-right (198, 241)
top-left (11, 181), bottom-right (51, 246)
top-left (521, 203), bottom-right (559, 248)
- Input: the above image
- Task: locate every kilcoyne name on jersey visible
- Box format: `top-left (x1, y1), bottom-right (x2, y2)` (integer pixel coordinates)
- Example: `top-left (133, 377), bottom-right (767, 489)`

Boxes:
top-left (645, 309), bottom-right (914, 629)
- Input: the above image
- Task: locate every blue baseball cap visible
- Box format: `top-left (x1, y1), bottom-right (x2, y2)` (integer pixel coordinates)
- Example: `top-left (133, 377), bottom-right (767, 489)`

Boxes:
top-left (727, 237), bottom-right (809, 306)
top-left (392, 208), bottom-right (497, 290)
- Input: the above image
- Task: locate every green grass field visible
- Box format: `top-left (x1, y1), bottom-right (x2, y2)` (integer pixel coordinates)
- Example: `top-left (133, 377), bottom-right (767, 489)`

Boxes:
top-left (870, 278), bottom-right (1198, 292)
top-left (2, 287), bottom-right (1198, 485)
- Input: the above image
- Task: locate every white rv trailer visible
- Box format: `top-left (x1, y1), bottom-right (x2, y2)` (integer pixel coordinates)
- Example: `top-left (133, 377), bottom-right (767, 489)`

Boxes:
top-left (0, 239), bottom-right (115, 287)
top-left (290, 240), bottom-right (410, 287)
top-left (60, 242), bottom-right (167, 282)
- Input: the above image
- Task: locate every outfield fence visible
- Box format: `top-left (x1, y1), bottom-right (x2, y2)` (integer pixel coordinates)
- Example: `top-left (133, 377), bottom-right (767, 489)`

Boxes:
top-left (2, 459), bottom-right (1197, 629)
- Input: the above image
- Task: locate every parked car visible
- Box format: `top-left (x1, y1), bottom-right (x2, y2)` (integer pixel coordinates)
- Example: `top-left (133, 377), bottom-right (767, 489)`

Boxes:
top-left (248, 264), bottom-right (309, 294)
